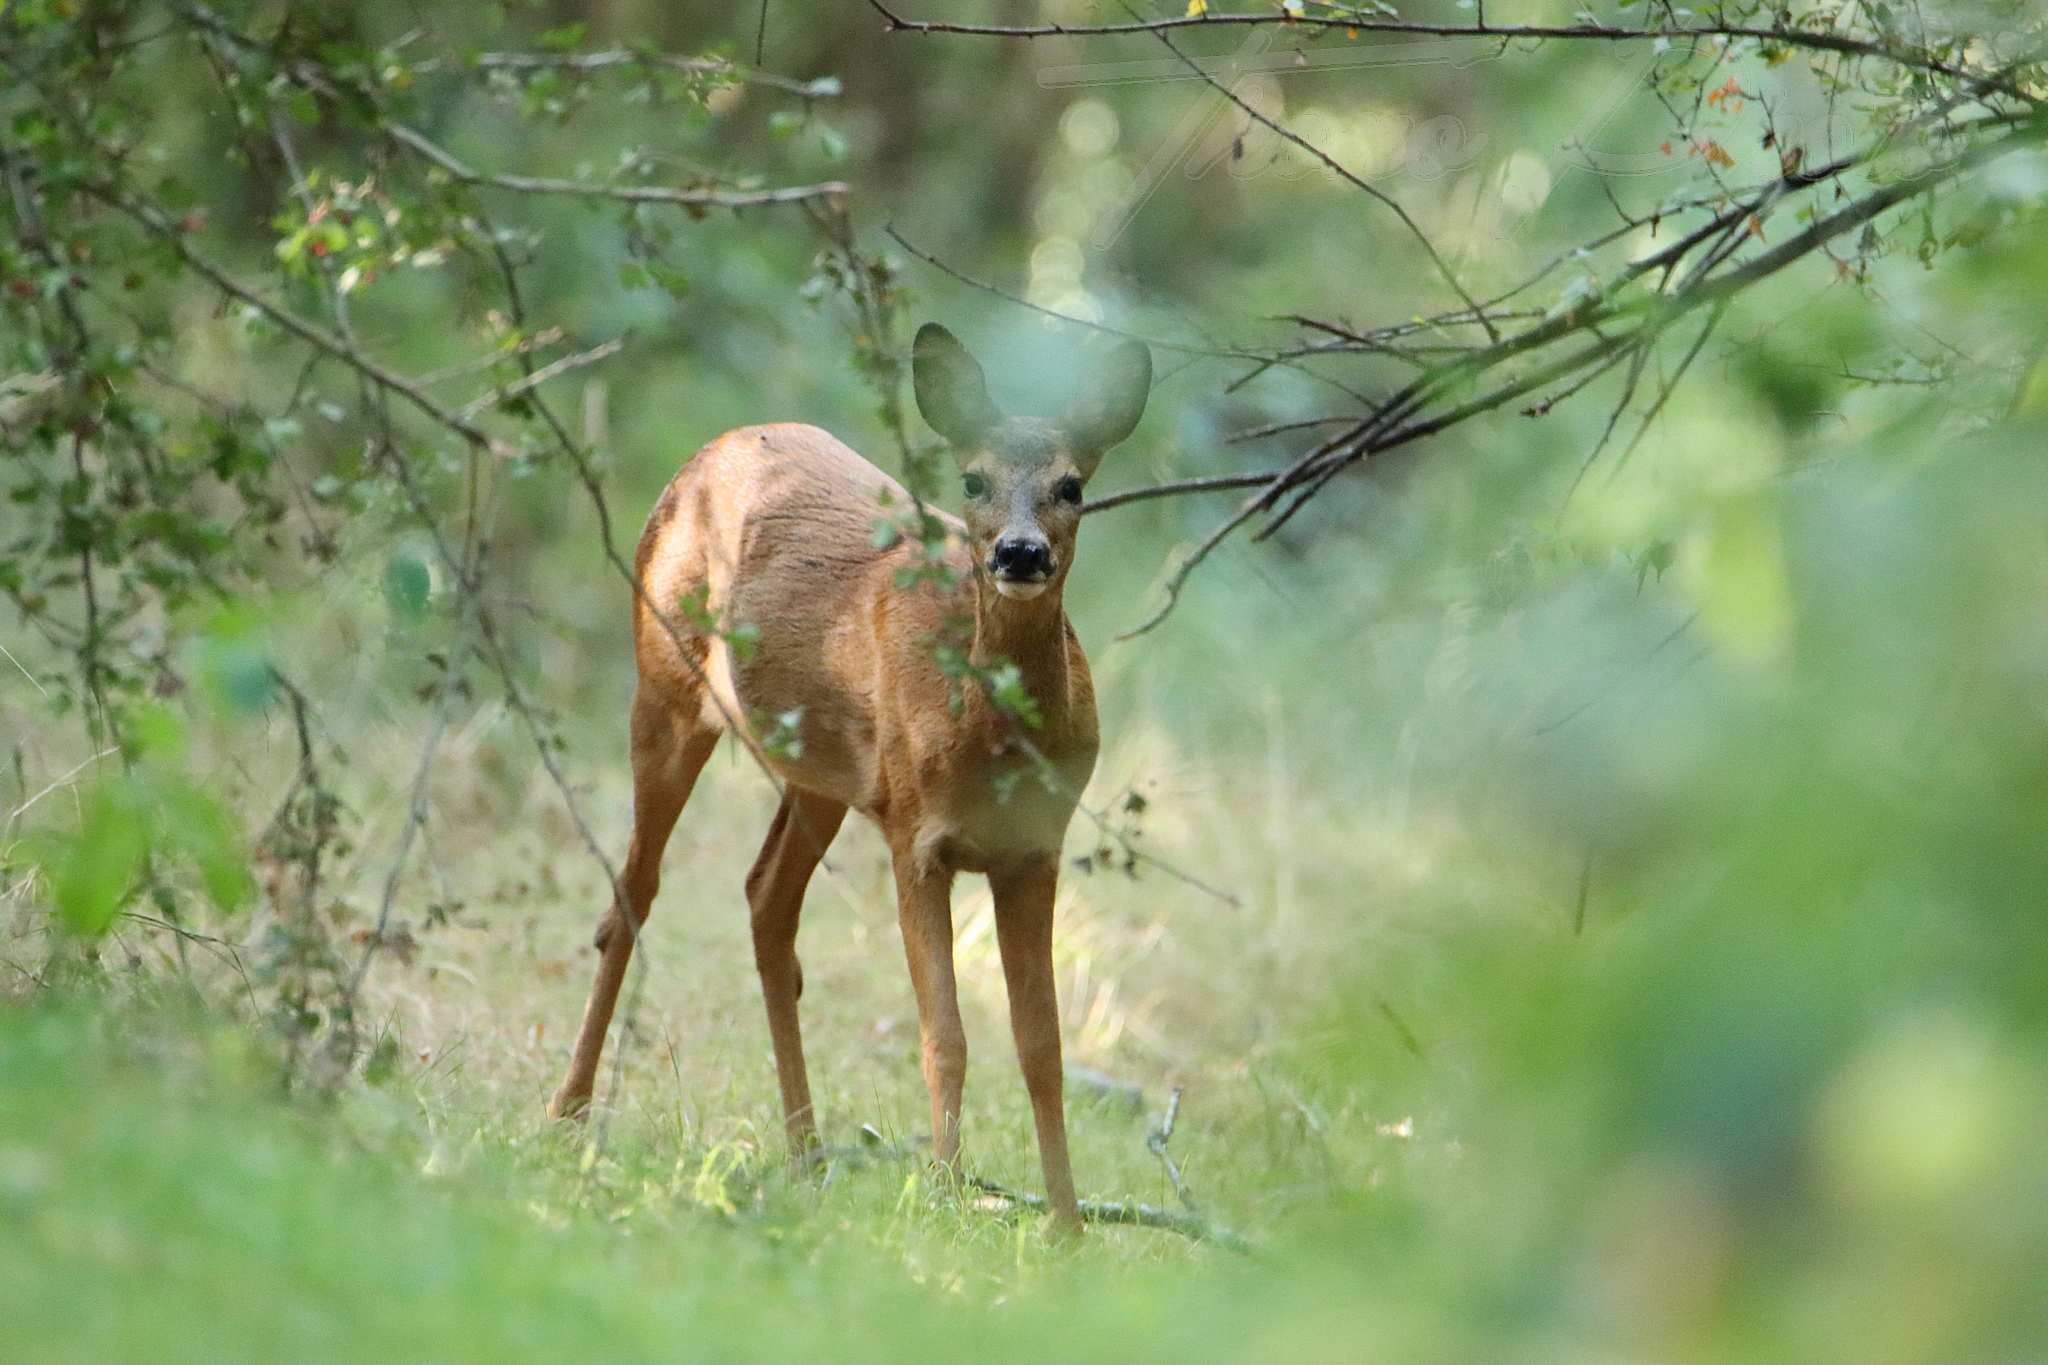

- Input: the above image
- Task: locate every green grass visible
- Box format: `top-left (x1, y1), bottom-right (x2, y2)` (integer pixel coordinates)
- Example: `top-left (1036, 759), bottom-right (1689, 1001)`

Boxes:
top-left (0, 1001), bottom-right (991, 1362)
top-left (0, 997), bottom-right (1413, 1363)
top-left (9, 403), bottom-right (2048, 1362)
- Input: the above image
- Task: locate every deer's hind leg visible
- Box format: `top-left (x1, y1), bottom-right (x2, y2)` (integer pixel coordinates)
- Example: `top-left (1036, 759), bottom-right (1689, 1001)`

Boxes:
top-left (745, 788), bottom-right (847, 1159)
top-left (548, 689), bottom-right (716, 1120)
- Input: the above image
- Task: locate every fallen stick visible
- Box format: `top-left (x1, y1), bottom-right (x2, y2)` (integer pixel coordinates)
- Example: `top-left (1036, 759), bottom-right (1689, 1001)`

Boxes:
top-left (963, 1174), bottom-right (1255, 1254)
top-left (1146, 1085), bottom-right (1201, 1214)
top-left (841, 1113), bottom-right (1257, 1252)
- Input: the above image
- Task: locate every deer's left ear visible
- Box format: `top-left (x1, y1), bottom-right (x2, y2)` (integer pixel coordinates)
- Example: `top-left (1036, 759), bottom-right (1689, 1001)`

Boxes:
top-left (1060, 339), bottom-right (1151, 477)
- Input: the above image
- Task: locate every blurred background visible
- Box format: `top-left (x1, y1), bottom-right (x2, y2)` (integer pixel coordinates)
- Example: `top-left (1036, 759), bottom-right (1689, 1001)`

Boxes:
top-left (4, 0), bottom-right (2048, 1359)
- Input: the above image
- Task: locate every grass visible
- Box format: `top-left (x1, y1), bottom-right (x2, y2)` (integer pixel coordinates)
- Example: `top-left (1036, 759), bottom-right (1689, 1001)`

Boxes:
top-left (0, 618), bottom-right (1430, 1361)
top-left (0, 874), bottom-right (1398, 1363)
top-left (0, 1001), bottom-right (1129, 1362)
top-left (9, 411), bottom-right (2048, 1361)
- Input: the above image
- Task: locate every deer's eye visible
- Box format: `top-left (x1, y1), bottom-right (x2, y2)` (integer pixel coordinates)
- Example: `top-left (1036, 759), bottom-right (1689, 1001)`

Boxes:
top-left (1054, 476), bottom-right (1083, 505)
top-left (962, 471), bottom-right (990, 499)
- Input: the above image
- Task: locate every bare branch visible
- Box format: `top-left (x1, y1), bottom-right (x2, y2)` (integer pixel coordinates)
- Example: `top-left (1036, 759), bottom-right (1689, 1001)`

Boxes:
top-left (883, 224), bottom-right (1270, 362)
top-left (884, 224), bottom-right (1385, 410)
top-left (347, 704), bottom-right (449, 999)
top-left (1138, 19), bottom-right (1500, 342)
top-left (1224, 413), bottom-right (1369, 444)
top-left (1116, 420), bottom-right (1365, 640)
top-left (87, 184), bottom-right (512, 455)
top-left (457, 337), bottom-right (626, 420)
top-left (1085, 469), bottom-right (1287, 515)
top-left (965, 1174), bottom-right (1253, 1253)
top-left (177, 3), bottom-right (847, 211)
top-left (1604, 298), bottom-right (1732, 483)
top-left (386, 123), bottom-right (847, 210)
top-left (447, 48), bottom-right (842, 100)
top-left (1147, 1086), bottom-right (1202, 1215)
top-left (866, 1), bottom-right (2041, 104)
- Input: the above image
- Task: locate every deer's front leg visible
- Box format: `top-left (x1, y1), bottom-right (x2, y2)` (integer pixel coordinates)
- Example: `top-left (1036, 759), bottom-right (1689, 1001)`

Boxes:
top-left (989, 857), bottom-right (1081, 1231)
top-left (893, 850), bottom-right (966, 1165)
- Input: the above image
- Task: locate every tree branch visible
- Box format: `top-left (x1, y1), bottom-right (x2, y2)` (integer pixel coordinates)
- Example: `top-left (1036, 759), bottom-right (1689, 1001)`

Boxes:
top-left (386, 123), bottom-right (847, 210)
top-left (1138, 18), bottom-right (1500, 342)
top-left (1085, 469), bottom-right (1286, 515)
top-left (866, 1), bottom-right (2040, 104)
top-left (455, 336), bottom-right (626, 420)
top-left (1104, 113), bottom-right (2046, 632)
top-left (442, 48), bottom-right (842, 100)
top-left (86, 184), bottom-right (512, 455)
top-left (177, 3), bottom-right (848, 211)
top-left (965, 1174), bottom-right (1253, 1253)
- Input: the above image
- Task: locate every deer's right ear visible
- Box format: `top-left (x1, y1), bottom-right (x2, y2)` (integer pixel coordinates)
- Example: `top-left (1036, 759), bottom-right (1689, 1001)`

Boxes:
top-left (912, 323), bottom-right (999, 455)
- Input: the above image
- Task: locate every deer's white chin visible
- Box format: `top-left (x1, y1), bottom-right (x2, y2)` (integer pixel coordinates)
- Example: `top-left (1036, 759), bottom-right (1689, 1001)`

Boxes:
top-left (993, 578), bottom-right (1049, 601)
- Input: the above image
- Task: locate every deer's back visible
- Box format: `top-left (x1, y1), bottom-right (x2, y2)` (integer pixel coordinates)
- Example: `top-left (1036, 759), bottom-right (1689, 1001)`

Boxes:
top-left (633, 424), bottom-right (949, 810)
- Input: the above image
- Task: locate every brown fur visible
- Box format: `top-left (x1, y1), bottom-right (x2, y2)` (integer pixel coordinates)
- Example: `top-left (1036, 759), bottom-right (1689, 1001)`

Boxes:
top-left (547, 327), bottom-right (1149, 1231)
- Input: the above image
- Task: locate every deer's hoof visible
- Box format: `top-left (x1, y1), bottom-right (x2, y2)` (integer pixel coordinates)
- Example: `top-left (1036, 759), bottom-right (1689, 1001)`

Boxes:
top-left (546, 1089), bottom-right (592, 1122)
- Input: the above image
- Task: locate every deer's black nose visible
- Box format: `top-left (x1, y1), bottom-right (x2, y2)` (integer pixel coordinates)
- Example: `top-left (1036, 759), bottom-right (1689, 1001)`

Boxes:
top-left (990, 537), bottom-right (1054, 579)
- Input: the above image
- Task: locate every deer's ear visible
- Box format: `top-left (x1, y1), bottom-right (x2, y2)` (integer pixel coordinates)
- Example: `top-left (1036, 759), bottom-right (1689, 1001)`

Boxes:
top-left (1061, 339), bottom-right (1151, 475)
top-left (912, 323), bottom-right (999, 455)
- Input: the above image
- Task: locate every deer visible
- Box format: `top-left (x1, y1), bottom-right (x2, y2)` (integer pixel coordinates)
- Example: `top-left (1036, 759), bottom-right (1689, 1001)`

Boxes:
top-left (545, 323), bottom-right (1152, 1232)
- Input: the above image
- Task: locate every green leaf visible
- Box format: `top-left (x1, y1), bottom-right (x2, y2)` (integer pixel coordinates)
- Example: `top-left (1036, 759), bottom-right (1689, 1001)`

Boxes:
top-left (985, 662), bottom-right (1044, 728)
top-left (384, 549), bottom-right (431, 621)
top-left (184, 802), bottom-right (254, 914)
top-left (536, 22), bottom-right (588, 51)
top-left (54, 785), bottom-right (149, 936)
top-left (127, 703), bottom-right (188, 760)
top-left (198, 626), bottom-right (276, 715)
top-left (645, 261), bottom-right (690, 296)
top-left (1681, 496), bottom-right (1793, 669)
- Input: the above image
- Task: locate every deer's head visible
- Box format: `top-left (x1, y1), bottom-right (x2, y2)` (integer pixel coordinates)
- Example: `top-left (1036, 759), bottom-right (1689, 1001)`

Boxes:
top-left (912, 323), bottom-right (1151, 602)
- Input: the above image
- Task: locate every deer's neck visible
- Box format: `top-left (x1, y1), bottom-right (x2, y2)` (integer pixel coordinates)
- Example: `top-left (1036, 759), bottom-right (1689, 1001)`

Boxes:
top-left (969, 578), bottom-right (1072, 718)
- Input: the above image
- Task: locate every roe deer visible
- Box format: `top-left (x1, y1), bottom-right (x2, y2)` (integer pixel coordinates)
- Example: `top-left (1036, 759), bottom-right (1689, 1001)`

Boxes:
top-left (546, 323), bottom-right (1151, 1230)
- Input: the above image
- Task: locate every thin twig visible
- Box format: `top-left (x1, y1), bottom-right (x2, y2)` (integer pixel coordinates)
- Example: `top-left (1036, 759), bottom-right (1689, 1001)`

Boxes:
top-left (1110, 115), bottom-right (2046, 633)
top-left (85, 184), bottom-right (512, 455)
top-left (0, 639), bottom-right (51, 700)
top-left (1146, 1085), bottom-right (1201, 1215)
top-left (177, 3), bottom-right (846, 213)
top-left (964, 1174), bottom-right (1253, 1253)
top-left (345, 704), bottom-right (449, 999)
top-left (865, 1), bottom-right (2040, 104)
top-left (1084, 469), bottom-right (1286, 515)
top-left (387, 123), bottom-right (847, 210)
top-left (440, 48), bottom-right (839, 99)
top-left (883, 225), bottom-right (1271, 362)
top-left (3, 748), bottom-right (118, 834)
top-left (457, 337), bottom-right (626, 420)
top-left (1135, 17), bottom-right (1498, 342)
top-left (807, 1125), bottom-right (1249, 1250)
